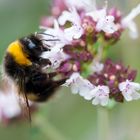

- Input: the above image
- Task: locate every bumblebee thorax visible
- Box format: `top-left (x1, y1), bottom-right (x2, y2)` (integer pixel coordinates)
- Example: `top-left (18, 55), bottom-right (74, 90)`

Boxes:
top-left (7, 41), bottom-right (32, 66)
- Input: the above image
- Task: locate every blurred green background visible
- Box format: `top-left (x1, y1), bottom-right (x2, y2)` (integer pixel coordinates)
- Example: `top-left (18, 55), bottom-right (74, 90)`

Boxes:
top-left (0, 0), bottom-right (140, 140)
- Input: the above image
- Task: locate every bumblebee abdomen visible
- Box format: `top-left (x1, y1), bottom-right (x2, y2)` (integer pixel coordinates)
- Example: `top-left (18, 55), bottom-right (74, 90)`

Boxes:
top-left (4, 53), bottom-right (58, 102)
top-left (4, 53), bottom-right (26, 79)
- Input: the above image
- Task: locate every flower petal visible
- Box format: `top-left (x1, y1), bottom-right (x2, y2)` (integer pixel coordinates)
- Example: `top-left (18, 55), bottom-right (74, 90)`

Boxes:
top-left (119, 80), bottom-right (140, 101)
top-left (92, 62), bottom-right (104, 73)
top-left (122, 4), bottom-right (140, 39)
top-left (100, 97), bottom-right (109, 106)
top-left (71, 83), bottom-right (79, 94)
top-left (131, 91), bottom-right (140, 100)
top-left (92, 98), bottom-right (99, 105)
top-left (65, 0), bottom-right (96, 12)
top-left (122, 92), bottom-right (133, 101)
top-left (64, 25), bottom-right (83, 40)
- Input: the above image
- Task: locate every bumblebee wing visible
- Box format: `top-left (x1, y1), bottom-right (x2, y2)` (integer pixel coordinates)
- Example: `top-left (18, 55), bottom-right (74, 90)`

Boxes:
top-left (18, 77), bottom-right (32, 123)
top-left (17, 92), bottom-right (32, 122)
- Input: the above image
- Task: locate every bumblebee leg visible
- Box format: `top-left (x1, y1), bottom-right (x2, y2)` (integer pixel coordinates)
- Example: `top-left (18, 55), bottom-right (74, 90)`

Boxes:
top-left (30, 71), bottom-right (47, 85)
top-left (39, 58), bottom-right (51, 66)
top-left (25, 67), bottom-right (67, 102)
top-left (36, 78), bottom-right (67, 102)
top-left (31, 71), bottom-right (61, 82)
top-left (48, 72), bottom-right (57, 78)
top-left (54, 78), bottom-right (67, 85)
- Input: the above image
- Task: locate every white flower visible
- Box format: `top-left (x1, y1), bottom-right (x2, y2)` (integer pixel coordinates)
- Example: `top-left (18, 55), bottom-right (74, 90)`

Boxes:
top-left (119, 80), bottom-right (140, 101)
top-left (64, 73), bottom-right (110, 106)
top-left (87, 8), bottom-right (106, 22)
top-left (87, 6), bottom-right (118, 33)
top-left (65, 0), bottom-right (96, 12)
top-left (122, 4), bottom-right (140, 39)
top-left (41, 47), bottom-right (69, 69)
top-left (96, 15), bottom-right (117, 34)
top-left (92, 62), bottom-right (104, 73)
top-left (58, 7), bottom-right (84, 40)
top-left (64, 25), bottom-right (83, 41)
top-left (0, 86), bottom-right (21, 121)
top-left (40, 20), bottom-right (72, 48)
top-left (88, 85), bottom-right (110, 106)
top-left (63, 73), bottom-right (95, 96)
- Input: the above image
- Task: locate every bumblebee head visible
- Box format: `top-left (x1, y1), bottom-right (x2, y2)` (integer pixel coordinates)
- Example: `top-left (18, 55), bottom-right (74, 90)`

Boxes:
top-left (20, 35), bottom-right (49, 61)
top-left (20, 35), bottom-right (48, 53)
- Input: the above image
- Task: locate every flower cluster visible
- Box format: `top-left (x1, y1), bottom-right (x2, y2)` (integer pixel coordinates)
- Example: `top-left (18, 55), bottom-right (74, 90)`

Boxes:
top-left (39, 0), bottom-right (140, 106)
top-left (88, 59), bottom-right (137, 103)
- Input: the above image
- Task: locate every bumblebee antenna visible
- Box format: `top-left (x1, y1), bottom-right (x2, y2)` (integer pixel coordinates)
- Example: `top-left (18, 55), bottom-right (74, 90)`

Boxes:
top-left (36, 32), bottom-right (56, 38)
top-left (35, 32), bottom-right (60, 48)
top-left (40, 39), bottom-right (60, 42)
top-left (36, 32), bottom-right (60, 41)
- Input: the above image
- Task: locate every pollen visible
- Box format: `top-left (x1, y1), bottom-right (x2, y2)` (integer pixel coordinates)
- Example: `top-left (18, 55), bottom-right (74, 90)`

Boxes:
top-left (7, 41), bottom-right (32, 66)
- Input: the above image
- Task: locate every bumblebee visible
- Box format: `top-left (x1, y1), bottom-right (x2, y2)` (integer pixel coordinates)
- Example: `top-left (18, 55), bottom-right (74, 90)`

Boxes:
top-left (3, 33), bottom-right (66, 103)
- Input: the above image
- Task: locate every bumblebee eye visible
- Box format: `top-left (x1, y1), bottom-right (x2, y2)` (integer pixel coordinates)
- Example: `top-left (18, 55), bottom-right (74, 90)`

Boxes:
top-left (24, 37), bottom-right (36, 49)
top-left (28, 40), bottom-right (36, 49)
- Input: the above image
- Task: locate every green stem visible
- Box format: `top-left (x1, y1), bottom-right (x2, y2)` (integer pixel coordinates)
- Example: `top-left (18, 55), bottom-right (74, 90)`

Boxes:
top-left (93, 45), bottom-right (103, 63)
top-left (33, 114), bottom-right (69, 140)
top-left (97, 107), bottom-right (111, 140)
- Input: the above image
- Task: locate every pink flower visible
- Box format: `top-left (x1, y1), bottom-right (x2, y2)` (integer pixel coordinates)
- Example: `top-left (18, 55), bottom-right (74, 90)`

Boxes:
top-left (40, 16), bottom-right (55, 27)
top-left (65, 0), bottom-right (96, 12)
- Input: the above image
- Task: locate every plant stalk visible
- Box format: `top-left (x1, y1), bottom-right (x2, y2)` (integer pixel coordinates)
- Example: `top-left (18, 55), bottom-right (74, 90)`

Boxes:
top-left (33, 114), bottom-right (69, 140)
top-left (97, 107), bottom-right (111, 140)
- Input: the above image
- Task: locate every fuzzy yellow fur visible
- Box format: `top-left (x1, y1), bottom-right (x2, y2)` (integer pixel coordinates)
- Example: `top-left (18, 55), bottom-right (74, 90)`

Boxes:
top-left (7, 41), bottom-right (32, 65)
